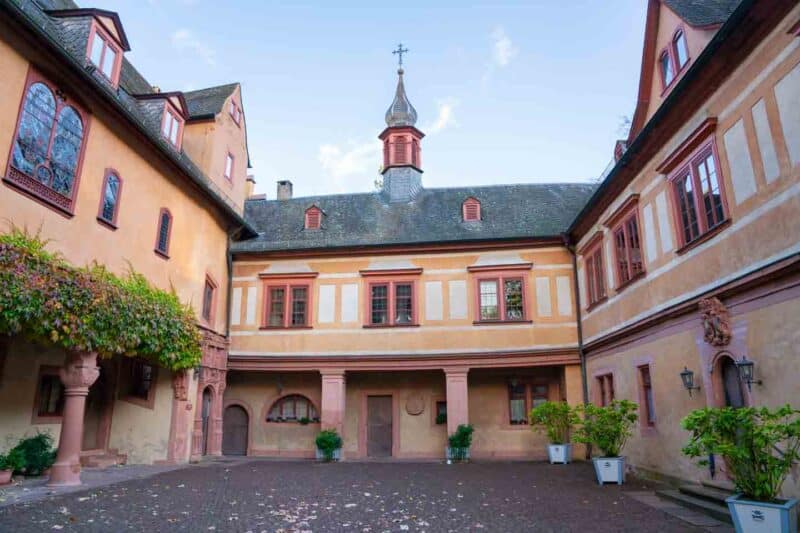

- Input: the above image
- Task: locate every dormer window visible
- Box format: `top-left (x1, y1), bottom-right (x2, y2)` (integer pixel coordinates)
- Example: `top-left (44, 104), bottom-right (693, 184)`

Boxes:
top-left (161, 107), bottom-right (183, 148)
top-left (462, 197), bottom-right (481, 221)
top-left (673, 30), bottom-right (689, 69)
top-left (659, 28), bottom-right (690, 92)
top-left (229, 100), bottom-right (242, 125)
top-left (224, 152), bottom-right (234, 181)
top-left (659, 51), bottom-right (674, 87)
top-left (88, 26), bottom-right (119, 81)
top-left (304, 206), bottom-right (322, 230)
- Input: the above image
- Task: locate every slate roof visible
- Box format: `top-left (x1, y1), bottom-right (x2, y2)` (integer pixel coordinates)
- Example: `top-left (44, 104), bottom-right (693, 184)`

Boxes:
top-left (663, 0), bottom-right (740, 27)
top-left (184, 83), bottom-right (239, 119)
top-left (232, 183), bottom-right (597, 253)
top-left (3, 0), bottom-right (255, 234)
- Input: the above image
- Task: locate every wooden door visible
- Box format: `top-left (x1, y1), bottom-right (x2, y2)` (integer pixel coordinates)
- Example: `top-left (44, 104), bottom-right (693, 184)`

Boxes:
top-left (367, 395), bottom-right (393, 457)
top-left (721, 358), bottom-right (745, 408)
top-left (201, 388), bottom-right (212, 455)
top-left (222, 405), bottom-right (249, 456)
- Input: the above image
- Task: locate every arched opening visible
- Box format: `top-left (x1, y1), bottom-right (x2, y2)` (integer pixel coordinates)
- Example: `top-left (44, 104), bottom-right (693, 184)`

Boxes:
top-left (712, 352), bottom-right (747, 408)
top-left (222, 405), bottom-right (249, 456)
top-left (266, 394), bottom-right (319, 423)
top-left (201, 386), bottom-right (213, 455)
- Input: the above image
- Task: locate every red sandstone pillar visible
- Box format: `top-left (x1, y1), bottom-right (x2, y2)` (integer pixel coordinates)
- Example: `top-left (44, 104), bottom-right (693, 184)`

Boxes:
top-left (48, 351), bottom-right (99, 486)
top-left (445, 367), bottom-right (469, 436)
top-left (209, 380), bottom-right (226, 456)
top-left (320, 369), bottom-right (346, 437)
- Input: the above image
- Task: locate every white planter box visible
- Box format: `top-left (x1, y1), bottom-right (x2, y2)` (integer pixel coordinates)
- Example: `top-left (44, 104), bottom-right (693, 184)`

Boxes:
top-left (315, 447), bottom-right (342, 462)
top-left (726, 493), bottom-right (798, 533)
top-left (547, 444), bottom-right (572, 464)
top-left (592, 456), bottom-right (625, 485)
top-left (446, 447), bottom-right (470, 462)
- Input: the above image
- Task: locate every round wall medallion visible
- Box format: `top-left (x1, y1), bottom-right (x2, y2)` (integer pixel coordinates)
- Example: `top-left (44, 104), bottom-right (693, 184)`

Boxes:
top-left (405, 395), bottom-right (425, 416)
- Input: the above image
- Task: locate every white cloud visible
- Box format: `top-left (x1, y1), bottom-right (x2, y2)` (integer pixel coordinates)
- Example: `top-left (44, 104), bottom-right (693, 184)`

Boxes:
top-left (424, 98), bottom-right (459, 134)
top-left (171, 29), bottom-right (216, 66)
top-left (318, 140), bottom-right (382, 192)
top-left (491, 26), bottom-right (517, 67)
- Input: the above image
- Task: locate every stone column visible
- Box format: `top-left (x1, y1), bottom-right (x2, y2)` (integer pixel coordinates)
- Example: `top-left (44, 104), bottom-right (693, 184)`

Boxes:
top-left (444, 367), bottom-right (469, 436)
top-left (48, 351), bottom-right (99, 486)
top-left (320, 369), bottom-right (346, 437)
top-left (209, 378), bottom-right (226, 456)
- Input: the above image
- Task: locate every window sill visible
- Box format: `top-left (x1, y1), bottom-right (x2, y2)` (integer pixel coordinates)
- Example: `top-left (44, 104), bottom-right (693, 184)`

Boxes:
top-left (614, 271), bottom-right (646, 294)
top-left (659, 62), bottom-right (689, 97)
top-left (30, 414), bottom-right (63, 425)
top-left (96, 216), bottom-right (118, 231)
top-left (266, 420), bottom-right (320, 425)
top-left (119, 394), bottom-right (156, 410)
top-left (472, 319), bottom-right (532, 326)
top-left (363, 323), bottom-right (420, 329)
top-left (154, 248), bottom-right (170, 260)
top-left (3, 172), bottom-right (75, 218)
top-left (675, 219), bottom-right (731, 256)
top-left (259, 325), bottom-right (313, 330)
top-left (585, 297), bottom-right (608, 313)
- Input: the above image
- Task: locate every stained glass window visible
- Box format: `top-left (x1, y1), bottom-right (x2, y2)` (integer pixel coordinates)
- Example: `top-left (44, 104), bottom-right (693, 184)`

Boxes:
top-left (100, 173), bottom-right (120, 222)
top-left (156, 210), bottom-right (171, 255)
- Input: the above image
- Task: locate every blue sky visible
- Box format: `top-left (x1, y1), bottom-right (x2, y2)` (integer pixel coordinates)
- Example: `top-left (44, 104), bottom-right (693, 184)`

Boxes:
top-left (96, 0), bottom-right (648, 198)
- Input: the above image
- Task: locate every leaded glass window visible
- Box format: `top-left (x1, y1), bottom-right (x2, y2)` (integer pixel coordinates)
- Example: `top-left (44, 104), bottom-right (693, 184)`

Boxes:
top-left (100, 173), bottom-right (121, 222)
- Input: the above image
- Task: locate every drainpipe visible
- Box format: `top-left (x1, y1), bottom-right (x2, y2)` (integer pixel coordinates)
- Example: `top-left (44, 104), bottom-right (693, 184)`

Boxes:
top-left (225, 231), bottom-right (234, 339)
top-left (562, 233), bottom-right (591, 460)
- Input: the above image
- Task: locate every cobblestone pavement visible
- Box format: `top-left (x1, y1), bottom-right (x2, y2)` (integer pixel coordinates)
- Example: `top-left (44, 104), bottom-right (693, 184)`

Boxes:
top-left (0, 459), bottom-right (705, 532)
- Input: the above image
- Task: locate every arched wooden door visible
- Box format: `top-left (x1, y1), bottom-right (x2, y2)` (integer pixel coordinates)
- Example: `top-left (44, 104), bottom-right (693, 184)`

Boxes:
top-left (721, 357), bottom-right (745, 408)
top-left (222, 405), bottom-right (249, 456)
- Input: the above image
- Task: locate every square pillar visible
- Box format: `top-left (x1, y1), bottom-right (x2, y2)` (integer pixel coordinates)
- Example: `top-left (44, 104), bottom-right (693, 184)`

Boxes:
top-left (320, 369), bottom-right (346, 437)
top-left (563, 364), bottom-right (586, 459)
top-left (444, 367), bottom-right (469, 435)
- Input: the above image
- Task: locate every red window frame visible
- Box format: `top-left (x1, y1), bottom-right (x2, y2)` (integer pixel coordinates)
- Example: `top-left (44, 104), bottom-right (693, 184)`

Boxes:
top-left (154, 207), bottom-right (173, 259)
top-left (669, 138), bottom-right (729, 251)
top-left (393, 135), bottom-right (407, 164)
top-left (229, 100), bottom-right (242, 125)
top-left (86, 20), bottom-right (122, 85)
top-left (595, 373), bottom-right (614, 406)
top-left (673, 29), bottom-right (689, 70)
top-left (160, 104), bottom-right (184, 149)
top-left (96, 168), bottom-right (123, 229)
top-left (266, 395), bottom-right (319, 423)
top-left (32, 365), bottom-right (64, 423)
top-left (638, 365), bottom-right (656, 427)
top-left (611, 209), bottom-right (645, 288)
top-left (365, 279), bottom-right (417, 327)
top-left (659, 27), bottom-right (691, 94)
top-left (223, 152), bottom-right (234, 181)
top-left (472, 270), bottom-right (529, 324)
top-left (120, 357), bottom-right (158, 409)
top-left (201, 274), bottom-right (217, 324)
top-left (305, 206), bottom-right (322, 230)
top-left (462, 197), bottom-right (481, 221)
top-left (583, 239), bottom-right (607, 308)
top-left (4, 68), bottom-right (91, 216)
top-left (262, 283), bottom-right (312, 329)
top-left (507, 381), bottom-right (550, 425)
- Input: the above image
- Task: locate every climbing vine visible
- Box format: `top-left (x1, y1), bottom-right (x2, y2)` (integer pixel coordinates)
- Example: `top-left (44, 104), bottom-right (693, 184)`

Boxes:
top-left (0, 227), bottom-right (201, 370)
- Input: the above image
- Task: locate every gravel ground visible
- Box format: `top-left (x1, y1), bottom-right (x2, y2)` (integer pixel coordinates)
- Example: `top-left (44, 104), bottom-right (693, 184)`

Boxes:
top-left (0, 460), bottom-right (703, 532)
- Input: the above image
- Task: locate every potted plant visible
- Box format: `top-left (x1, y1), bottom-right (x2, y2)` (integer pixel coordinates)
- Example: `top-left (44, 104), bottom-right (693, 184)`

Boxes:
top-left (529, 401), bottom-right (577, 464)
top-left (682, 405), bottom-right (800, 533)
top-left (10, 433), bottom-right (56, 476)
top-left (446, 424), bottom-right (474, 462)
top-left (574, 400), bottom-right (638, 485)
top-left (0, 448), bottom-right (25, 485)
top-left (315, 429), bottom-right (343, 462)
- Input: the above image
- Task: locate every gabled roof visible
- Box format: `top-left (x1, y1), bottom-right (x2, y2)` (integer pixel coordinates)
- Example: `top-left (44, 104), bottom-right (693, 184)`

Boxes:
top-left (2, 0), bottom-right (256, 236)
top-left (184, 83), bottom-right (239, 121)
top-left (45, 7), bottom-right (131, 50)
top-left (233, 183), bottom-right (597, 254)
top-left (663, 0), bottom-right (740, 28)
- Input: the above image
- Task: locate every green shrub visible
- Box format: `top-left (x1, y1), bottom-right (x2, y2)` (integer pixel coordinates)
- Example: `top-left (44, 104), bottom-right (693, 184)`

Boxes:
top-left (448, 424), bottom-right (474, 449)
top-left (435, 412), bottom-right (447, 425)
top-left (10, 433), bottom-right (56, 476)
top-left (0, 448), bottom-right (26, 473)
top-left (682, 405), bottom-right (800, 502)
top-left (315, 429), bottom-right (342, 461)
top-left (529, 401), bottom-right (578, 445)
top-left (573, 400), bottom-right (638, 457)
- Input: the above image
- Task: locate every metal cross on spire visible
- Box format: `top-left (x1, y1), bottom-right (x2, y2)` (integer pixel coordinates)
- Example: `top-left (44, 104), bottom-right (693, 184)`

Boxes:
top-left (392, 43), bottom-right (409, 67)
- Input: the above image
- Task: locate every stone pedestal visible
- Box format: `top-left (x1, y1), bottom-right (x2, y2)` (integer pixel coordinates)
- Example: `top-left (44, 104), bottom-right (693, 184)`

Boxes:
top-left (48, 351), bottom-right (99, 486)
top-left (444, 367), bottom-right (469, 436)
top-left (320, 369), bottom-right (346, 436)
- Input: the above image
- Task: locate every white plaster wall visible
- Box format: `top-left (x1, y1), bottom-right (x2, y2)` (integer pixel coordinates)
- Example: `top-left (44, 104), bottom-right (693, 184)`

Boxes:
top-left (318, 285), bottom-right (335, 323)
top-left (556, 276), bottom-right (572, 317)
top-left (642, 203), bottom-right (658, 264)
top-left (751, 98), bottom-right (779, 183)
top-left (535, 277), bottom-right (552, 317)
top-left (245, 286), bottom-right (257, 325)
top-left (774, 61), bottom-right (800, 166)
top-left (655, 191), bottom-right (674, 254)
top-left (448, 280), bottom-right (468, 320)
top-left (340, 283), bottom-right (359, 323)
top-left (424, 281), bottom-right (443, 321)
top-left (230, 287), bottom-right (242, 326)
top-left (723, 118), bottom-right (757, 204)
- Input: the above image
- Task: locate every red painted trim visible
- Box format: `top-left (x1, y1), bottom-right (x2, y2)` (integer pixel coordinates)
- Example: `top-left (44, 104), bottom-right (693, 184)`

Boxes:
top-left (363, 278), bottom-right (418, 327)
top-left (466, 263), bottom-right (532, 273)
top-left (45, 8), bottom-right (131, 50)
top-left (462, 196), bottom-right (481, 221)
top-left (601, 194), bottom-right (640, 229)
top-left (159, 101), bottom-right (185, 150)
top-left (656, 118), bottom-right (717, 173)
top-left (472, 270), bottom-right (529, 323)
top-left (658, 25), bottom-right (692, 96)
top-left (304, 206), bottom-right (322, 230)
top-left (258, 272), bottom-right (318, 279)
top-left (576, 230), bottom-right (604, 256)
top-left (628, 0), bottom-right (661, 141)
top-left (582, 238), bottom-right (607, 308)
top-left (96, 167), bottom-right (123, 229)
top-left (378, 125), bottom-right (426, 140)
top-left (359, 268), bottom-right (423, 277)
top-left (608, 200), bottom-right (646, 289)
top-left (201, 273), bottom-right (218, 326)
top-left (636, 362), bottom-right (657, 435)
top-left (3, 66), bottom-right (92, 218)
top-left (264, 394), bottom-right (320, 423)
top-left (85, 19), bottom-right (123, 87)
top-left (261, 281), bottom-right (313, 328)
top-left (154, 207), bottom-right (173, 259)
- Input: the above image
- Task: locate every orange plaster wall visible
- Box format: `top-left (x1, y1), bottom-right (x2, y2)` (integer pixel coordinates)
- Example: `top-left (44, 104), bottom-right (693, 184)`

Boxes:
top-left (0, 39), bottom-right (230, 335)
top-left (230, 247), bottom-right (578, 357)
top-left (578, 11), bottom-right (800, 342)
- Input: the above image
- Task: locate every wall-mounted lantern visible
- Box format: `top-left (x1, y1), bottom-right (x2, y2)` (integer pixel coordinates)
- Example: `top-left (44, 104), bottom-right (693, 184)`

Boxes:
top-left (680, 367), bottom-right (701, 396)
top-left (735, 356), bottom-right (762, 391)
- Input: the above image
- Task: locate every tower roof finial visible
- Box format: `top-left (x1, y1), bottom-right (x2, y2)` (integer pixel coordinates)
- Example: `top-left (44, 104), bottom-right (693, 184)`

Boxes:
top-left (385, 43), bottom-right (417, 127)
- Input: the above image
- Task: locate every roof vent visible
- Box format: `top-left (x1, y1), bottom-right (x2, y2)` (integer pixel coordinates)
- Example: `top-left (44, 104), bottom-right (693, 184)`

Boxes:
top-left (277, 180), bottom-right (293, 200)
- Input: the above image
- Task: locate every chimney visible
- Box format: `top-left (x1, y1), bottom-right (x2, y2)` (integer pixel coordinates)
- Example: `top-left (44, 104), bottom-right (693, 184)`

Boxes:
top-left (277, 180), bottom-right (293, 200)
top-left (245, 174), bottom-right (256, 198)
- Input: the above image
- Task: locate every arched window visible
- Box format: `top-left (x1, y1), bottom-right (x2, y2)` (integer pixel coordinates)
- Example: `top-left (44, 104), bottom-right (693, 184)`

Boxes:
top-left (673, 30), bottom-right (689, 69)
top-left (8, 74), bottom-right (88, 213)
top-left (659, 51), bottom-right (674, 87)
top-left (98, 170), bottom-right (122, 227)
top-left (462, 197), bottom-right (481, 221)
top-left (266, 395), bottom-right (319, 423)
top-left (155, 208), bottom-right (172, 258)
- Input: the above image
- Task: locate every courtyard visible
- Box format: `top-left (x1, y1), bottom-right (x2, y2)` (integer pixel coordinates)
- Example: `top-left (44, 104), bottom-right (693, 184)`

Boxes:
top-left (0, 460), bottom-right (717, 532)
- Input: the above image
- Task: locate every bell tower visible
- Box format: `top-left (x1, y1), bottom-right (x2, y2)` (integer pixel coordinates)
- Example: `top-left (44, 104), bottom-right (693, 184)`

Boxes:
top-left (379, 44), bottom-right (425, 202)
